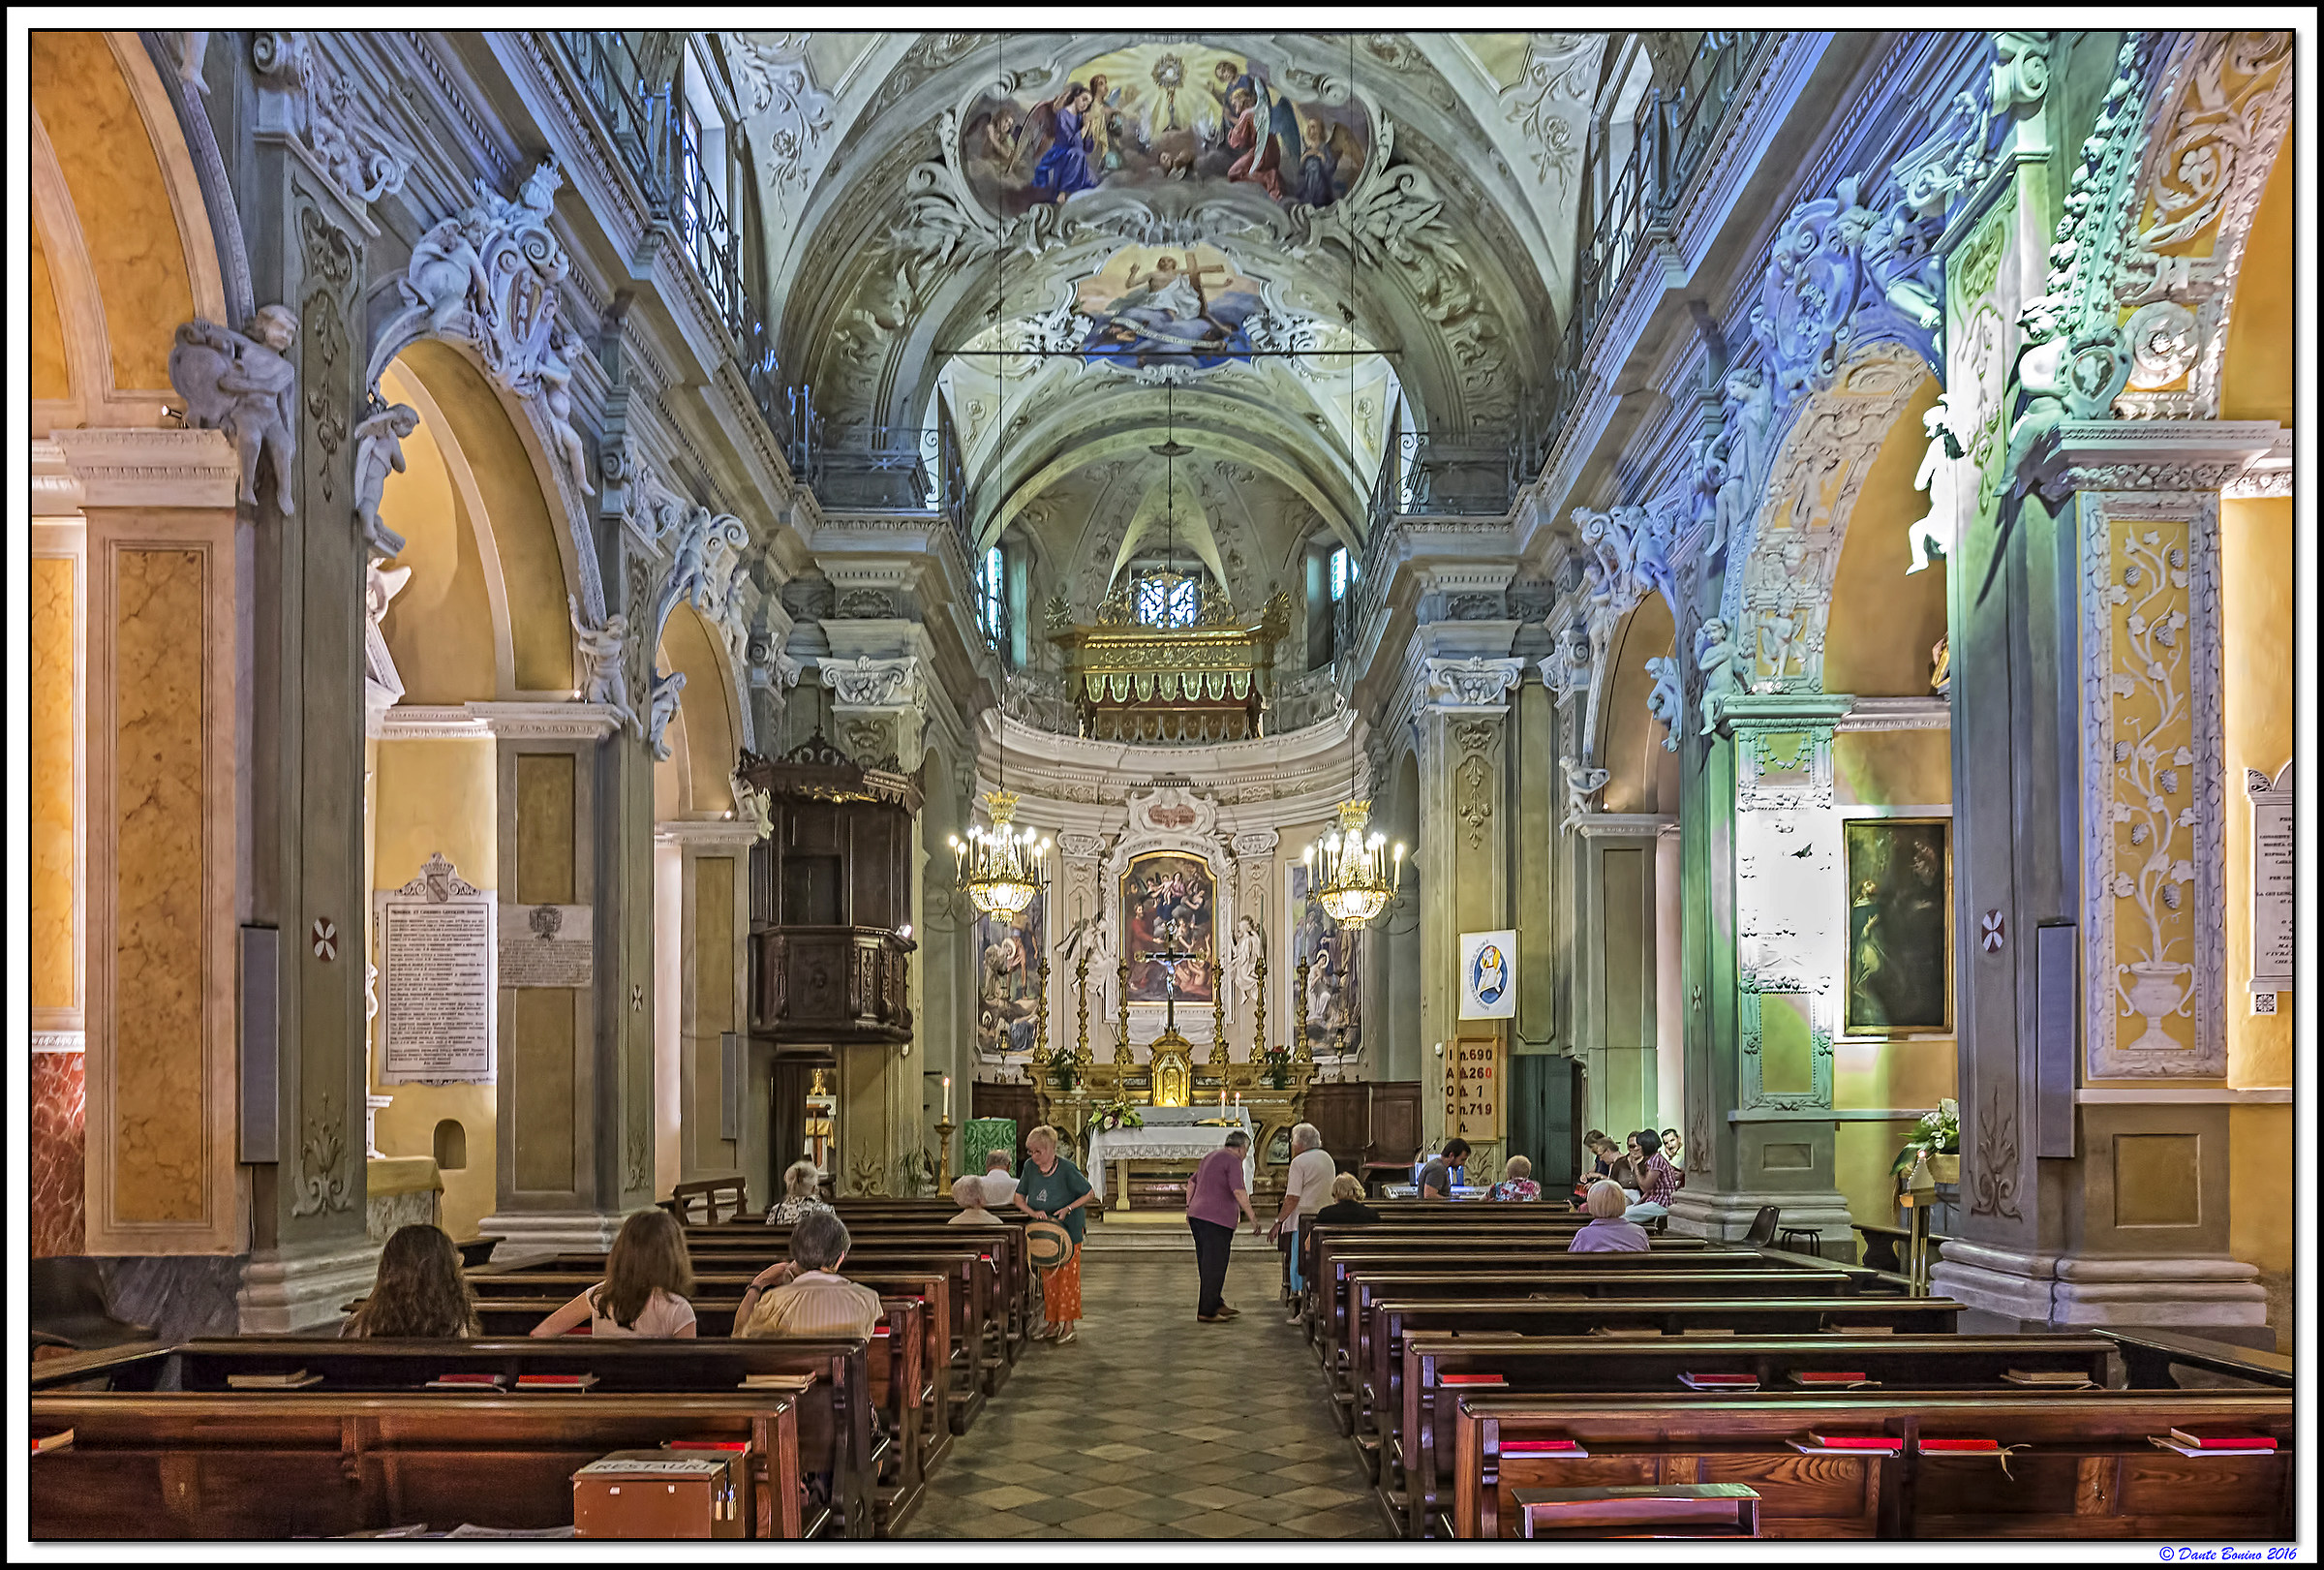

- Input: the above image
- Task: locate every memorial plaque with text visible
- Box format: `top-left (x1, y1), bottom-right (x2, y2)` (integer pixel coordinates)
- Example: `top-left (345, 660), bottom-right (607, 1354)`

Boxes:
top-left (499, 904), bottom-right (595, 988)
top-left (2248, 762), bottom-right (2295, 993)
top-left (379, 852), bottom-right (496, 1083)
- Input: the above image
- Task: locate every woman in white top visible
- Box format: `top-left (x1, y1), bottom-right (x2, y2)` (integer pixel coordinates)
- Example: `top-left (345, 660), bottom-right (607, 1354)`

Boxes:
top-left (948, 1173), bottom-right (1000, 1225)
top-left (531, 1208), bottom-right (698, 1339)
top-left (1269, 1123), bottom-right (1337, 1318)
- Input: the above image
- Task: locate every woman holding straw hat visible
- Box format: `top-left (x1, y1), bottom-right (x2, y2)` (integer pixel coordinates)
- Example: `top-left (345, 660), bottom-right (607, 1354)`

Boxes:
top-left (1012, 1124), bottom-right (1094, 1344)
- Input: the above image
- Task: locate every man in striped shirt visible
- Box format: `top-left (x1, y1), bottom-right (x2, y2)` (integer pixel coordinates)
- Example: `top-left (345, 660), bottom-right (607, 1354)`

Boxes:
top-left (736, 1209), bottom-right (883, 1339)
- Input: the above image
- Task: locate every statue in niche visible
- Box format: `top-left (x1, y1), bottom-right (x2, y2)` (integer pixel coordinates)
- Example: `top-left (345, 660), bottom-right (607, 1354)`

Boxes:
top-left (569, 595), bottom-right (636, 733)
top-left (647, 667), bottom-right (687, 761)
top-left (1694, 617), bottom-right (1750, 736)
top-left (169, 305), bottom-right (300, 513)
top-left (352, 401), bottom-right (420, 557)
top-left (1905, 394), bottom-right (1964, 574)
top-left (1644, 654), bottom-right (1684, 752)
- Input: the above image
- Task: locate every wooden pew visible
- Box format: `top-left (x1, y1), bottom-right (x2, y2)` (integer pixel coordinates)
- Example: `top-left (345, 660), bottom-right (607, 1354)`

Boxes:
top-left (30, 1380), bottom-right (818, 1540)
top-left (2101, 1327), bottom-right (2295, 1391)
top-left (1452, 1389), bottom-right (2296, 1540)
top-left (665, 1174), bottom-right (751, 1223)
top-left (1393, 1334), bottom-right (2114, 1538)
top-left (1362, 1295), bottom-right (1963, 1480)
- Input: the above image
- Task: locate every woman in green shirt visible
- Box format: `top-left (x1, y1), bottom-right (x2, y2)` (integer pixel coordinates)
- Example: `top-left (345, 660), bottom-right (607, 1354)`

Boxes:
top-left (1013, 1124), bottom-right (1095, 1344)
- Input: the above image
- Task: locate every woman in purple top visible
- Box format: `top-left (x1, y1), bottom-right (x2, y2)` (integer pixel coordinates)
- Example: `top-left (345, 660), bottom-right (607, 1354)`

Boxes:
top-left (1184, 1131), bottom-right (1257, 1323)
top-left (1568, 1180), bottom-right (1651, 1252)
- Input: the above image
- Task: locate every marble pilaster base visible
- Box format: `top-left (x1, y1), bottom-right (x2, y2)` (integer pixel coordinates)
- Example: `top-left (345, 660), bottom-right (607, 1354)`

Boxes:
top-left (1665, 1185), bottom-right (1855, 1250)
top-left (1932, 1239), bottom-right (2271, 1339)
top-left (236, 1236), bottom-right (385, 1335)
top-left (478, 1210), bottom-right (626, 1255)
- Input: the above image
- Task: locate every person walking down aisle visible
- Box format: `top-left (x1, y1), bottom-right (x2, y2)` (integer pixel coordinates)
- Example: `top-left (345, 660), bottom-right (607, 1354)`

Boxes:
top-left (1269, 1123), bottom-right (1336, 1316)
top-left (1014, 1124), bottom-right (1095, 1344)
top-left (1186, 1130), bottom-right (1257, 1324)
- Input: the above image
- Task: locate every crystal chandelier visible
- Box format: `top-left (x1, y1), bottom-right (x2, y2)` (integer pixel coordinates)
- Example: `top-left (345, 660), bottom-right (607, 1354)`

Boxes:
top-left (1304, 798), bottom-right (1403, 929)
top-left (952, 789), bottom-right (1052, 917)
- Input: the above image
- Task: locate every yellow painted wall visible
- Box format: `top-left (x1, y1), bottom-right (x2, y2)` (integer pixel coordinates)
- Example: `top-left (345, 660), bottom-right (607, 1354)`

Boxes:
top-left (31, 557), bottom-right (77, 1013)
top-left (1821, 377), bottom-right (1947, 698)
top-left (27, 33), bottom-right (193, 392)
top-left (2219, 132), bottom-right (2293, 427)
top-left (1602, 597), bottom-right (1676, 815)
top-left (397, 340), bottom-right (573, 692)
top-left (377, 361), bottom-right (499, 704)
top-left (369, 738), bottom-right (499, 1242)
top-left (660, 607), bottom-right (739, 815)
top-left (30, 221), bottom-right (71, 401)
top-left (2221, 496), bottom-right (2294, 1088)
top-left (2228, 1103), bottom-right (2294, 1342)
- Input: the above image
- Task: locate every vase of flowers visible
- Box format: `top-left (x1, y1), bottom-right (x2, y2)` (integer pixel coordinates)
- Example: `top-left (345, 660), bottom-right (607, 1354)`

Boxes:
top-left (1090, 1097), bottom-right (1144, 1134)
top-left (1892, 1097), bottom-right (1961, 1185)
top-left (1261, 1044), bottom-right (1291, 1092)
top-left (1043, 1047), bottom-right (1076, 1096)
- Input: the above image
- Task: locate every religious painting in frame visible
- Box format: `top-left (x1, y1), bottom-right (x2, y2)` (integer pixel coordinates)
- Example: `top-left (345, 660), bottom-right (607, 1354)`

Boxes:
top-left (1286, 861), bottom-right (1360, 1056)
top-left (1123, 851), bottom-right (1215, 1004)
top-left (973, 891), bottom-right (1044, 1056)
top-left (1841, 817), bottom-right (1953, 1035)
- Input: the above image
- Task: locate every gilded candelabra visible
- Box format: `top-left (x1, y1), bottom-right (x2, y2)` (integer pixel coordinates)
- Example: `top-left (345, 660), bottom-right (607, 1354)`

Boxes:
top-left (1209, 985), bottom-right (1228, 1066)
top-left (1034, 956), bottom-right (1051, 1059)
top-left (1294, 957), bottom-right (1310, 1060)
top-left (1252, 954), bottom-right (1268, 1058)
top-left (1114, 954), bottom-right (1133, 1065)
top-left (1073, 950), bottom-right (1092, 1065)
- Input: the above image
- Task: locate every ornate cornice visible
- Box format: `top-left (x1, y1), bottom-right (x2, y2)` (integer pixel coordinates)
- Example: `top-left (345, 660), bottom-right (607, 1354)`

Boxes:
top-left (2058, 418), bottom-right (2282, 494)
top-left (1836, 696), bottom-right (1951, 733)
top-left (50, 427), bottom-right (240, 509)
top-left (654, 818), bottom-right (761, 850)
top-left (373, 701), bottom-right (625, 741)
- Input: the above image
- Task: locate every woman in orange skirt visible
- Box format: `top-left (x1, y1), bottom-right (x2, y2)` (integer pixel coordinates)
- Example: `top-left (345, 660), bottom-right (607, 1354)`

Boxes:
top-left (1012, 1124), bottom-right (1094, 1344)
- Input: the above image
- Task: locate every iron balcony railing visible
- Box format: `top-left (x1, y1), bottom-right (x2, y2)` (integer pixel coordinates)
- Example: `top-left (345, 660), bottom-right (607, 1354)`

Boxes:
top-left (549, 29), bottom-right (817, 477)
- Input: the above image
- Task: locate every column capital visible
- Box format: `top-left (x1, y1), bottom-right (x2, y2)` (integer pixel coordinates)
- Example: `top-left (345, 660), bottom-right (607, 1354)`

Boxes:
top-left (2059, 418), bottom-right (2283, 494)
top-left (1421, 655), bottom-right (1527, 713)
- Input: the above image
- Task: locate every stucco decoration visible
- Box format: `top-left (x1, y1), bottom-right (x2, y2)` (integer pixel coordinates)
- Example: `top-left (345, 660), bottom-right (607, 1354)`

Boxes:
top-left (821, 654), bottom-right (927, 711)
top-left (351, 401), bottom-right (420, 557)
top-left (2078, 491), bottom-right (2225, 1079)
top-left (250, 31), bottom-right (416, 207)
top-left (1422, 656), bottom-right (1524, 710)
top-left (1557, 754), bottom-right (1609, 829)
top-left (364, 558), bottom-right (413, 710)
top-left (1572, 495), bottom-right (1685, 754)
top-left (646, 667), bottom-right (688, 763)
top-left (653, 506), bottom-right (755, 669)
top-left (569, 594), bottom-right (637, 737)
top-left (168, 306), bottom-right (300, 513)
top-left (369, 160), bottom-right (595, 506)
top-left (733, 34), bottom-right (837, 197)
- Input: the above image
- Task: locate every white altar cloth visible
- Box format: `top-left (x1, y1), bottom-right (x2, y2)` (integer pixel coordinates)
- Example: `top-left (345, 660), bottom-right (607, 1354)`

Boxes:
top-left (1086, 1106), bottom-right (1256, 1201)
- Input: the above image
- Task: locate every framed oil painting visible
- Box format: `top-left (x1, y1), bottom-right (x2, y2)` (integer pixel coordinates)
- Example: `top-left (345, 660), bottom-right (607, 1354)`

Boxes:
top-left (1123, 851), bottom-right (1215, 1004)
top-left (974, 891), bottom-right (1044, 1055)
top-left (1842, 817), bottom-right (1952, 1035)
top-left (1286, 861), bottom-right (1360, 1056)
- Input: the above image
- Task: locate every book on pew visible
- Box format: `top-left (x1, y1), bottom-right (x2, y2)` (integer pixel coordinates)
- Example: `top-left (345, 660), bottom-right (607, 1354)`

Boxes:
top-left (1790, 1432), bottom-right (1904, 1456)
top-left (425, 1371), bottom-right (510, 1391)
top-left (1502, 1438), bottom-right (1589, 1459)
top-left (1677, 1372), bottom-right (1758, 1391)
top-left (2002, 1368), bottom-right (2094, 1387)
top-left (1592, 1327), bottom-right (1665, 1339)
top-left (514, 1371), bottom-right (598, 1391)
top-left (1439, 1373), bottom-right (1507, 1387)
top-left (31, 1430), bottom-right (74, 1455)
top-left (2167, 1429), bottom-right (2278, 1453)
top-left (227, 1370), bottom-right (321, 1389)
top-left (1918, 1437), bottom-right (2002, 1454)
top-left (1789, 1371), bottom-right (1878, 1389)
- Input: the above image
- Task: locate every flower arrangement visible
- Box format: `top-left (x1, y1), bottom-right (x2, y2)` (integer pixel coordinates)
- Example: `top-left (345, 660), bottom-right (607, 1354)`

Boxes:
top-left (1891, 1097), bottom-right (1961, 1179)
top-left (1090, 1097), bottom-right (1144, 1133)
top-left (1261, 1043), bottom-right (1292, 1092)
top-left (1040, 1045), bottom-right (1076, 1095)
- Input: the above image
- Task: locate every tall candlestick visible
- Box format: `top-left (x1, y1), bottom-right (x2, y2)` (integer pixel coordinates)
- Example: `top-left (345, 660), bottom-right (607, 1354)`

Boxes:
top-left (943, 1075), bottom-right (953, 1119)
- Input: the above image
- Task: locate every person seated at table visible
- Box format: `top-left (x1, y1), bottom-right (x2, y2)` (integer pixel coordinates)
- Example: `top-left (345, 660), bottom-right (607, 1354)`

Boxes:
top-left (948, 1173), bottom-right (1001, 1225)
top-left (980, 1148), bottom-right (1020, 1208)
top-left (1314, 1172), bottom-right (1378, 1225)
top-left (530, 1208), bottom-right (697, 1338)
top-left (765, 1158), bottom-right (835, 1225)
top-left (344, 1223), bottom-right (479, 1338)
top-left (1418, 1138), bottom-right (1472, 1199)
top-left (735, 1209), bottom-right (883, 1339)
top-left (1569, 1180), bottom-right (1652, 1252)
top-left (1490, 1154), bottom-right (1542, 1202)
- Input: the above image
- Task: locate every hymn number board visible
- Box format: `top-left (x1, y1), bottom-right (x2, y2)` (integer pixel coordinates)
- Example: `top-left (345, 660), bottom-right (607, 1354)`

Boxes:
top-left (1446, 1035), bottom-right (1505, 1141)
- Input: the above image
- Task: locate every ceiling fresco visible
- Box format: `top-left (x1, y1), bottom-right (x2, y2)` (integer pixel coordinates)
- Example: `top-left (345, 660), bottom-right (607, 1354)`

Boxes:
top-left (723, 31), bottom-right (1612, 613)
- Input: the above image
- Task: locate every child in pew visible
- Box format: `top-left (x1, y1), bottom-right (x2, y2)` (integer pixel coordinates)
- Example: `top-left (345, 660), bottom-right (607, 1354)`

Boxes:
top-left (530, 1209), bottom-right (699, 1339)
top-left (1568, 1181), bottom-right (1651, 1252)
top-left (948, 1173), bottom-right (1001, 1225)
top-left (345, 1224), bottom-right (480, 1338)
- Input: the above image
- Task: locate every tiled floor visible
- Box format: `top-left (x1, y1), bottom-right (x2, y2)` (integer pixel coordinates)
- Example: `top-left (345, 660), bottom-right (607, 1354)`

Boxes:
top-left (901, 1251), bottom-right (1384, 1540)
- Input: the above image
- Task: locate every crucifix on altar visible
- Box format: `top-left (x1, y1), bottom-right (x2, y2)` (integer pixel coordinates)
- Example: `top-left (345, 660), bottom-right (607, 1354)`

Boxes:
top-left (1139, 945), bottom-right (1201, 1032)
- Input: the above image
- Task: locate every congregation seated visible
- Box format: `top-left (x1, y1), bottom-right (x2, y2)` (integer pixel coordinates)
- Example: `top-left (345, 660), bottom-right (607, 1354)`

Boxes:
top-left (1488, 1155), bottom-right (1541, 1202)
top-left (948, 1174), bottom-right (1000, 1226)
top-left (767, 1157), bottom-right (838, 1225)
top-left (343, 1222), bottom-right (479, 1338)
top-left (738, 1209), bottom-right (883, 1339)
top-left (1622, 1128), bottom-right (1679, 1222)
top-left (979, 1150), bottom-right (1019, 1208)
top-left (1568, 1180), bottom-right (1650, 1252)
top-left (530, 1208), bottom-right (697, 1338)
top-left (1314, 1173), bottom-right (1378, 1226)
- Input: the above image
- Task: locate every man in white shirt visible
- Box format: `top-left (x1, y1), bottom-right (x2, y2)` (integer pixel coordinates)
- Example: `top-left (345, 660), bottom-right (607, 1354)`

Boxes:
top-left (979, 1148), bottom-right (1020, 1208)
top-left (1269, 1123), bottom-right (1338, 1321)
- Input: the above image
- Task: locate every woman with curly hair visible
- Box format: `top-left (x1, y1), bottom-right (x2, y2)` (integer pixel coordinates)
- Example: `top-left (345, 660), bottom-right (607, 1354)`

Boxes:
top-left (344, 1224), bottom-right (479, 1338)
top-left (531, 1209), bottom-right (698, 1338)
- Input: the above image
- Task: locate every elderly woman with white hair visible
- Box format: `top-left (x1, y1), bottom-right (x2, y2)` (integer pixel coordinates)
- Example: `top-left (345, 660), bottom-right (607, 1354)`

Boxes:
top-left (765, 1158), bottom-right (833, 1225)
top-left (1490, 1154), bottom-right (1543, 1202)
top-left (1268, 1122), bottom-right (1337, 1317)
top-left (947, 1174), bottom-right (1000, 1225)
top-left (1012, 1124), bottom-right (1094, 1343)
